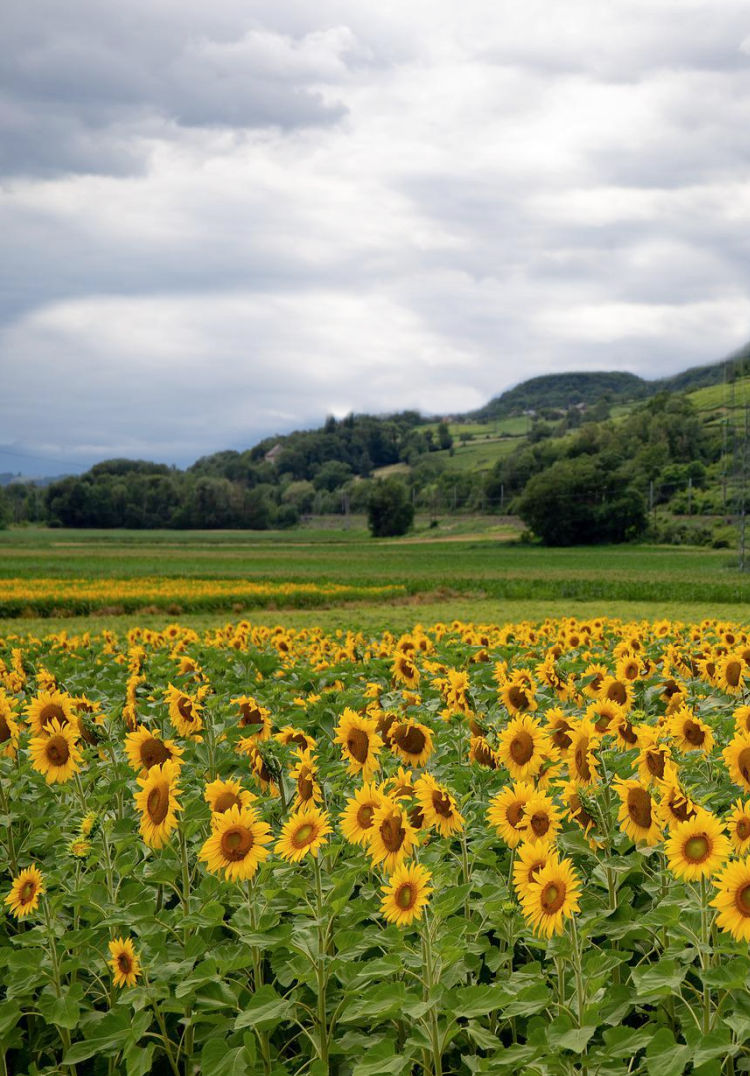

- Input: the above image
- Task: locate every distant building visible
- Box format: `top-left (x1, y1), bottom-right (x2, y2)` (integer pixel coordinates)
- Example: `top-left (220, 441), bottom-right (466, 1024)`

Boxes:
top-left (264, 443), bottom-right (284, 464)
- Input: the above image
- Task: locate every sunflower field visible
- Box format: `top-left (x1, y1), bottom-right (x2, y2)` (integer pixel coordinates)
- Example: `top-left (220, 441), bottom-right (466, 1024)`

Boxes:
top-left (3, 615), bottom-right (750, 1075)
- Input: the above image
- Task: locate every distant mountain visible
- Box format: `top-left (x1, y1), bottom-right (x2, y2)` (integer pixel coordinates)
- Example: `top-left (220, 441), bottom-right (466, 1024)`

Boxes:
top-left (470, 344), bottom-right (750, 422)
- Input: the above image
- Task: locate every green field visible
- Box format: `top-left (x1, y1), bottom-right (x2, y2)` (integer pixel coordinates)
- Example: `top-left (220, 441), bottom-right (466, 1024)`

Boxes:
top-left (1, 526), bottom-right (749, 632)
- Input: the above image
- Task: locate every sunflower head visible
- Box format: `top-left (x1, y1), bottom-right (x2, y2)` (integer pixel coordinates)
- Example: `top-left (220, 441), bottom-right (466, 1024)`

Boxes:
top-left (333, 709), bottom-right (383, 780)
top-left (4, 865), bottom-right (45, 919)
top-left (519, 857), bottom-right (581, 937)
top-left (665, 811), bottom-right (730, 881)
top-left (380, 862), bottom-right (433, 927)
top-left (108, 937), bottom-right (141, 988)
top-left (711, 859), bottom-right (750, 941)
top-left (200, 803), bottom-right (272, 880)
top-left (275, 804), bottom-right (331, 863)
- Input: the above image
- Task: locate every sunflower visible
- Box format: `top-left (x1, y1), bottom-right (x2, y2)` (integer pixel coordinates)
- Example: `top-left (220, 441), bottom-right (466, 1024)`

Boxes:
top-left (726, 799), bottom-right (750, 856)
top-left (68, 837), bottom-right (91, 858)
top-left (499, 677), bottom-right (538, 716)
top-left (581, 663), bottom-right (608, 699)
top-left (734, 706), bottom-right (750, 736)
top-left (637, 740), bottom-right (676, 788)
top-left (29, 719), bottom-right (83, 784)
top-left (520, 790), bottom-right (563, 844)
top-left (414, 774), bottom-right (464, 837)
top-left (724, 735), bottom-right (750, 793)
top-left (711, 859), bottom-right (750, 941)
top-left (543, 707), bottom-right (574, 756)
top-left (165, 684), bottom-right (203, 737)
top-left (614, 779), bottom-right (662, 846)
top-left (380, 862), bottom-right (433, 927)
top-left (392, 651), bottom-right (420, 690)
top-left (199, 804), bottom-right (272, 880)
top-left (716, 652), bottom-right (747, 696)
top-left (0, 694), bottom-right (20, 759)
top-left (667, 707), bottom-right (714, 754)
top-left (585, 698), bottom-right (625, 737)
top-left (239, 743), bottom-right (280, 798)
top-left (613, 713), bottom-right (642, 751)
top-left (289, 748), bottom-right (322, 808)
top-left (275, 726), bottom-right (316, 752)
top-left (561, 781), bottom-right (600, 845)
top-left (665, 811), bottom-right (730, 881)
top-left (125, 725), bottom-right (184, 774)
top-left (134, 760), bottom-right (182, 849)
top-left (567, 719), bottom-right (600, 786)
top-left (275, 804), bottom-right (331, 863)
top-left (520, 857), bottom-right (582, 938)
top-left (512, 839), bottom-right (555, 898)
top-left (487, 782), bottom-right (535, 848)
top-left (368, 799), bottom-right (419, 873)
top-left (386, 767), bottom-right (415, 800)
top-left (25, 689), bottom-right (76, 735)
top-left (340, 783), bottom-right (384, 846)
top-left (616, 654), bottom-right (642, 683)
top-left (108, 938), bottom-right (141, 988)
top-left (204, 777), bottom-right (256, 821)
top-left (468, 735), bottom-right (498, 769)
top-left (333, 709), bottom-right (383, 781)
top-left (497, 714), bottom-right (550, 781)
top-left (656, 782), bottom-right (697, 831)
top-left (4, 865), bottom-right (44, 919)
top-left (598, 676), bottom-right (634, 711)
top-left (233, 696), bottom-right (272, 740)
top-left (388, 720), bottom-right (434, 768)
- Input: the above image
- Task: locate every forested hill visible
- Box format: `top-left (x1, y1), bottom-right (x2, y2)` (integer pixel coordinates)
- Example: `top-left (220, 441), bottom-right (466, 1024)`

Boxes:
top-left (471, 345), bottom-right (750, 422)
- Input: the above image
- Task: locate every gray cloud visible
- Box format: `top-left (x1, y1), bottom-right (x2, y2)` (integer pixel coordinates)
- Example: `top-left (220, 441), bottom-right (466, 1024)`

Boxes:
top-left (2, 1), bottom-right (750, 473)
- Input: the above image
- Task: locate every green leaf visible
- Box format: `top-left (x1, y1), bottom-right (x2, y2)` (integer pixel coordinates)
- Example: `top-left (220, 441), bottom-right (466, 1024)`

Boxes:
top-left (448, 984), bottom-right (507, 1019)
top-left (631, 960), bottom-right (686, 1002)
top-left (200, 1039), bottom-right (250, 1076)
top-left (234, 986), bottom-right (294, 1031)
top-left (38, 992), bottom-right (81, 1030)
top-left (645, 1029), bottom-right (692, 1076)
top-left (352, 1040), bottom-right (411, 1076)
top-left (602, 1025), bottom-right (652, 1058)
top-left (0, 1001), bottom-right (21, 1039)
top-left (465, 1022), bottom-right (502, 1051)
top-left (547, 1020), bottom-right (596, 1053)
top-left (339, 984), bottom-right (407, 1024)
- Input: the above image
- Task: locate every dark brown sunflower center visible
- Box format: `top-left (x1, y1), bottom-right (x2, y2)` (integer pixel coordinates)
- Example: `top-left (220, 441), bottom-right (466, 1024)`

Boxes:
top-left (529, 811), bottom-right (550, 837)
top-left (147, 783), bottom-right (169, 825)
top-left (291, 822), bottom-right (315, 849)
top-left (662, 680), bottom-right (681, 699)
top-left (726, 661), bottom-right (743, 687)
top-left (627, 787), bottom-right (652, 829)
top-left (409, 805), bottom-right (425, 829)
top-left (737, 818), bottom-right (750, 840)
top-left (297, 773), bottom-right (314, 801)
top-left (646, 750), bottom-right (666, 779)
top-left (570, 794), bottom-right (595, 831)
top-left (507, 686), bottom-right (530, 711)
top-left (738, 748), bottom-right (750, 783)
top-left (380, 815), bottom-right (405, 852)
top-left (221, 825), bottom-right (254, 860)
top-left (0, 715), bottom-right (10, 742)
top-left (683, 721), bottom-right (705, 746)
top-left (393, 725), bottom-right (427, 756)
top-left (509, 730), bottom-right (534, 765)
top-left (607, 681), bottom-right (627, 705)
top-left (472, 740), bottom-right (496, 767)
top-left (117, 953), bottom-right (133, 973)
top-left (213, 791), bottom-right (240, 813)
top-left (239, 704), bottom-right (263, 727)
top-left (399, 659), bottom-right (417, 680)
top-left (177, 697), bottom-right (194, 721)
top-left (40, 703), bottom-right (67, 728)
top-left (684, 834), bottom-right (710, 863)
top-left (574, 743), bottom-right (591, 781)
top-left (356, 804), bottom-right (375, 830)
top-left (141, 738), bottom-right (170, 769)
top-left (507, 802), bottom-right (525, 828)
top-left (623, 663), bottom-right (639, 681)
top-left (46, 735), bottom-right (70, 767)
top-left (432, 791), bottom-right (453, 818)
top-left (19, 881), bottom-right (35, 904)
top-left (618, 721), bottom-right (638, 745)
top-left (289, 732), bottom-right (308, 748)
top-left (347, 728), bottom-right (370, 764)
top-left (551, 726), bottom-right (572, 751)
top-left (396, 883), bottom-right (416, 910)
top-left (527, 860), bottom-right (545, 882)
top-left (670, 796), bottom-right (695, 823)
top-left (594, 711), bottom-right (614, 734)
top-left (735, 883), bottom-right (750, 916)
top-left (540, 881), bottom-right (565, 914)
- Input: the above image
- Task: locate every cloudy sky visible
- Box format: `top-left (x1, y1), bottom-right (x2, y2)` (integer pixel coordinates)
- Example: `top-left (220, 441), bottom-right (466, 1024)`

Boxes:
top-left (2, 0), bottom-right (750, 474)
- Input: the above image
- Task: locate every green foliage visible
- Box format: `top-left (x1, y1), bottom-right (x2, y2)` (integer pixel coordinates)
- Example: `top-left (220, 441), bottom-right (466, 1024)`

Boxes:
top-left (473, 371), bottom-right (648, 421)
top-left (516, 456), bottom-right (647, 545)
top-left (367, 479), bottom-right (415, 538)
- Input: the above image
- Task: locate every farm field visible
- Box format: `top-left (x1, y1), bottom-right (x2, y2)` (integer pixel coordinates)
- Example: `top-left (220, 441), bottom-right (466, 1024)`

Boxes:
top-left (4, 600), bottom-right (750, 1074)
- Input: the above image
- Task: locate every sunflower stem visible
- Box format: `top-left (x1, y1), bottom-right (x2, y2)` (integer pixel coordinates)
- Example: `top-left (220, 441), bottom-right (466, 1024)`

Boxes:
top-left (312, 854), bottom-right (329, 1067)
top-left (420, 911), bottom-right (443, 1076)
top-left (0, 778), bottom-right (18, 874)
top-left (178, 824), bottom-right (194, 1073)
top-left (246, 877), bottom-right (272, 1076)
top-left (569, 914), bottom-right (588, 1074)
top-left (43, 897), bottom-right (73, 1073)
top-left (699, 877), bottom-right (712, 1034)
top-left (145, 976), bottom-right (181, 1076)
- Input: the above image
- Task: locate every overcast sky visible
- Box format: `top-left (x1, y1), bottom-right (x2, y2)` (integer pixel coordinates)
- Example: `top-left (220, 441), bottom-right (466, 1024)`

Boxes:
top-left (2, 0), bottom-right (750, 474)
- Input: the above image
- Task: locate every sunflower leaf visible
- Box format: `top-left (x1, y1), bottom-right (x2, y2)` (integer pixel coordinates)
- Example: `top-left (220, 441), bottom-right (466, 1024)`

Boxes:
top-left (233, 985), bottom-right (294, 1031)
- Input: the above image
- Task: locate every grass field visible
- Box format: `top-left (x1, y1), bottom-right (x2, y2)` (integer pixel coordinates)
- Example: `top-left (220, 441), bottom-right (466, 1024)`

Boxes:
top-left (1, 525), bottom-right (749, 628)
